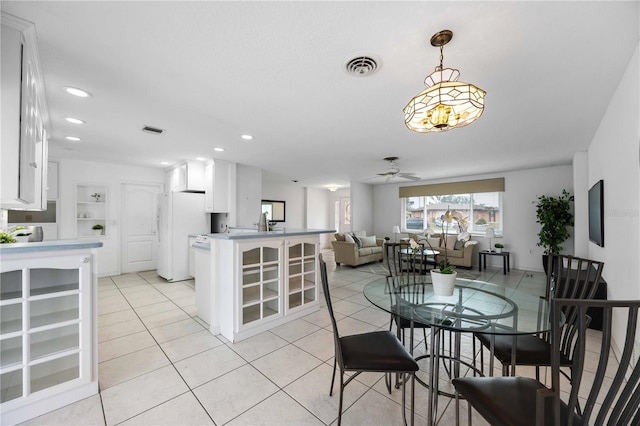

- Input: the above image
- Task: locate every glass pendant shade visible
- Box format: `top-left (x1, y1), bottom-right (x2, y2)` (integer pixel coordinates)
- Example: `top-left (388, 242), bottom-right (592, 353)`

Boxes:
top-left (404, 67), bottom-right (485, 132)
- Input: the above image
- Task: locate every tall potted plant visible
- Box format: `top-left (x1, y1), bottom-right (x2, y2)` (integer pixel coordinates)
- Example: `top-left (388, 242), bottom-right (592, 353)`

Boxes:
top-left (534, 189), bottom-right (574, 270)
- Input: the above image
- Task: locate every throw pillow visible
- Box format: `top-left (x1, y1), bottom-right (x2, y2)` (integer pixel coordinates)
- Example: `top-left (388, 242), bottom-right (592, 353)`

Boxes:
top-left (360, 235), bottom-right (377, 247)
top-left (454, 240), bottom-right (462, 250)
top-left (334, 233), bottom-right (346, 242)
top-left (344, 233), bottom-right (355, 243)
top-left (426, 237), bottom-right (440, 249)
top-left (444, 235), bottom-right (458, 249)
top-left (351, 233), bottom-right (363, 248)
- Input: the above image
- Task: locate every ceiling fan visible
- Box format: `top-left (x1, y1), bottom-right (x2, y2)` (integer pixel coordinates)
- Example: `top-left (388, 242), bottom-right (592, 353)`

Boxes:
top-left (376, 157), bottom-right (420, 182)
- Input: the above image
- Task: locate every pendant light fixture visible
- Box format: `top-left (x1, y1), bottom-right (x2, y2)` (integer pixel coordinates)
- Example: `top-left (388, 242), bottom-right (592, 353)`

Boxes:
top-left (404, 30), bottom-right (485, 133)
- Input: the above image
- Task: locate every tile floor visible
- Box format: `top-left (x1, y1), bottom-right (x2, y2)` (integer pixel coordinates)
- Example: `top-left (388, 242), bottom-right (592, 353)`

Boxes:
top-left (20, 251), bottom-right (613, 425)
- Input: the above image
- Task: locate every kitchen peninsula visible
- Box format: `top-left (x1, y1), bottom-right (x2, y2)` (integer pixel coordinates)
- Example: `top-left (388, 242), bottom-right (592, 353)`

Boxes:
top-left (0, 240), bottom-right (102, 424)
top-left (193, 229), bottom-right (334, 342)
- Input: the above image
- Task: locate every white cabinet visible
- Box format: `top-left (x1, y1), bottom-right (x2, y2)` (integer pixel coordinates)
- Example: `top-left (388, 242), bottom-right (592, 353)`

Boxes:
top-left (167, 161), bottom-right (204, 192)
top-left (0, 248), bottom-right (99, 425)
top-left (210, 235), bottom-right (320, 342)
top-left (1, 13), bottom-right (49, 210)
top-left (75, 184), bottom-right (108, 238)
top-left (204, 159), bottom-right (235, 213)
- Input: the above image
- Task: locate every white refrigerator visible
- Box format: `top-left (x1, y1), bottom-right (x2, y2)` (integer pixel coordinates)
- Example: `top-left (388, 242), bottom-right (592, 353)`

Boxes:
top-left (157, 191), bottom-right (208, 282)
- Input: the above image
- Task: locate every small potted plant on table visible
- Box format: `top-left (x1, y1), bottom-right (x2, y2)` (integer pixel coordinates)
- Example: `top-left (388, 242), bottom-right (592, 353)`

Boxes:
top-left (494, 243), bottom-right (504, 253)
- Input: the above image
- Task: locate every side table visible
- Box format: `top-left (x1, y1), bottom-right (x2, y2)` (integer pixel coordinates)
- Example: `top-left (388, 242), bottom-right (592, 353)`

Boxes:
top-left (478, 250), bottom-right (511, 274)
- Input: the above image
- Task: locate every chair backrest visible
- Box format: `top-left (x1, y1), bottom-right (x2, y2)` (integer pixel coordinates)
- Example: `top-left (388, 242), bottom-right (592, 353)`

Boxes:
top-left (385, 242), bottom-right (401, 278)
top-left (394, 241), bottom-right (431, 285)
top-left (545, 253), bottom-right (605, 301)
top-left (319, 254), bottom-right (344, 367)
top-left (544, 254), bottom-right (605, 356)
top-left (550, 298), bottom-right (640, 426)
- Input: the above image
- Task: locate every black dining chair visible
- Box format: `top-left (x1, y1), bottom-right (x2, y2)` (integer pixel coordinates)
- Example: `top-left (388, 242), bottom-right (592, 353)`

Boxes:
top-left (474, 253), bottom-right (604, 378)
top-left (385, 242), bottom-right (432, 345)
top-left (453, 298), bottom-right (640, 426)
top-left (319, 254), bottom-right (419, 426)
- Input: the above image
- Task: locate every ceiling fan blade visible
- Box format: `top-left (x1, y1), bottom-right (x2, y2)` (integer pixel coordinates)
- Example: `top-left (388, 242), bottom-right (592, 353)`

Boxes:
top-left (398, 173), bottom-right (421, 181)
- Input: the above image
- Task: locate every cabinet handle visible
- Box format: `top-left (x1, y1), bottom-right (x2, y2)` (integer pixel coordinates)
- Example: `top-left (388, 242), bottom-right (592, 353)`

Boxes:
top-left (30, 162), bottom-right (38, 168)
top-left (82, 257), bottom-right (90, 263)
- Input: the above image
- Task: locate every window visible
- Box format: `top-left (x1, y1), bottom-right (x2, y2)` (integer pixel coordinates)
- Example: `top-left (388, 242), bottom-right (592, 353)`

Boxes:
top-left (402, 193), bottom-right (502, 235)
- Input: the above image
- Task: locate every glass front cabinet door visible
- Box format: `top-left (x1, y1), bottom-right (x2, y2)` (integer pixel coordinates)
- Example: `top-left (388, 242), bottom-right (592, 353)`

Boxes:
top-left (286, 239), bottom-right (317, 312)
top-left (0, 254), bottom-right (93, 417)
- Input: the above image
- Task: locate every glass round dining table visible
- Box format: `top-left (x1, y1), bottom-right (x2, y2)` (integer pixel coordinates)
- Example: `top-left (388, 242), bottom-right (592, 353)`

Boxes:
top-left (363, 275), bottom-right (551, 426)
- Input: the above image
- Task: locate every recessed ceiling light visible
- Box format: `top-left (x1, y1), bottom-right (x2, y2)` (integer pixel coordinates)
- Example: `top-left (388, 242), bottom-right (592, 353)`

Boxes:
top-left (65, 136), bottom-right (81, 141)
top-left (64, 87), bottom-right (91, 97)
top-left (196, 157), bottom-right (207, 161)
top-left (160, 161), bottom-right (170, 165)
top-left (241, 134), bottom-right (253, 140)
top-left (65, 117), bottom-right (85, 124)
top-left (214, 147), bottom-right (224, 152)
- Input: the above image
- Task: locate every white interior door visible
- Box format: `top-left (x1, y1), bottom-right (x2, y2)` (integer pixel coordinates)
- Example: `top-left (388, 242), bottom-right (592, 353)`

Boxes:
top-left (121, 183), bottom-right (162, 273)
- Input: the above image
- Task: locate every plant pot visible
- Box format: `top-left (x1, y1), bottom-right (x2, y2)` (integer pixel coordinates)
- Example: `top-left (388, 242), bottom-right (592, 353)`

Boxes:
top-left (430, 270), bottom-right (457, 296)
top-left (495, 248), bottom-right (502, 253)
top-left (15, 235), bottom-right (30, 243)
top-left (92, 230), bottom-right (103, 236)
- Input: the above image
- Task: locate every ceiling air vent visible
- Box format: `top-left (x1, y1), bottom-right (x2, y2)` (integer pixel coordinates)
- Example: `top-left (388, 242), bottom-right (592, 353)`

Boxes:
top-left (345, 55), bottom-right (380, 77)
top-left (142, 126), bottom-right (164, 135)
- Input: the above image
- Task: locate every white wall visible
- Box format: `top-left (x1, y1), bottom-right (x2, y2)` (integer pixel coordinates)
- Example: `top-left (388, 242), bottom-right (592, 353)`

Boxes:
top-left (236, 164), bottom-right (262, 227)
top-left (262, 182), bottom-right (304, 229)
top-left (350, 181), bottom-right (374, 234)
top-left (572, 151), bottom-right (589, 258)
top-left (373, 165), bottom-right (574, 271)
top-left (305, 187), bottom-right (332, 248)
top-left (57, 158), bottom-right (164, 277)
top-left (586, 42), bottom-right (639, 356)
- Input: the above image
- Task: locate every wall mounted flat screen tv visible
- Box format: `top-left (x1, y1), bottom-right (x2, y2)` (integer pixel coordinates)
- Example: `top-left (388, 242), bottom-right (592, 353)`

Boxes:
top-left (588, 180), bottom-right (604, 247)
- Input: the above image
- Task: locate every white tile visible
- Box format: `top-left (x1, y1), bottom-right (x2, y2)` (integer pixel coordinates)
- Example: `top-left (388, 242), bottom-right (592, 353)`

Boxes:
top-left (226, 330), bottom-right (289, 362)
top-left (194, 364), bottom-right (279, 425)
top-left (160, 329), bottom-right (224, 362)
top-left (148, 317), bottom-right (204, 343)
top-left (293, 328), bottom-right (335, 362)
top-left (99, 345), bottom-right (170, 390)
top-left (19, 394), bottom-right (105, 426)
top-left (98, 317), bottom-right (146, 343)
top-left (134, 300), bottom-right (180, 318)
top-left (227, 391), bottom-right (324, 425)
top-left (98, 308), bottom-right (138, 328)
top-left (98, 330), bottom-right (157, 363)
top-left (174, 344), bottom-right (246, 388)
top-left (284, 363), bottom-right (369, 425)
top-left (101, 365), bottom-right (188, 425)
top-left (120, 392), bottom-right (213, 425)
top-left (142, 308), bottom-right (192, 329)
top-left (340, 387), bottom-right (408, 426)
top-left (252, 344), bottom-right (322, 388)
top-left (270, 318), bottom-right (321, 343)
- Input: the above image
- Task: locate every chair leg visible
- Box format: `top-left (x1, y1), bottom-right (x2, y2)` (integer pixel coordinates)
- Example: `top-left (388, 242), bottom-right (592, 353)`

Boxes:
top-left (330, 357), bottom-right (337, 396)
top-left (338, 370), bottom-right (345, 426)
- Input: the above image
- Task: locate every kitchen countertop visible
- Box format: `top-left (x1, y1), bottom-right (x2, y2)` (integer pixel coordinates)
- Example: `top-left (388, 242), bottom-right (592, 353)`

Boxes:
top-left (0, 239), bottom-right (103, 254)
top-left (192, 229), bottom-right (335, 250)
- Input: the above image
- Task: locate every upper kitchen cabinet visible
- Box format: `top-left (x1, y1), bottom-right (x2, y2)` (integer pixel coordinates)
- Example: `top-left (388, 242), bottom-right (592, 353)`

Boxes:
top-left (1, 13), bottom-right (49, 210)
top-left (166, 161), bottom-right (205, 192)
top-left (204, 159), bottom-right (236, 213)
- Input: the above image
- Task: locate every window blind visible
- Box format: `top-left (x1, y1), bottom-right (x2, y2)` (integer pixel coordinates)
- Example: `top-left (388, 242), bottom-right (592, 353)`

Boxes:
top-left (399, 178), bottom-right (505, 198)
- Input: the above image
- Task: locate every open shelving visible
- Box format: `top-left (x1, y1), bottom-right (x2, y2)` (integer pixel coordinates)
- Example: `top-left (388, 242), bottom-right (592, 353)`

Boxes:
top-left (75, 184), bottom-right (107, 238)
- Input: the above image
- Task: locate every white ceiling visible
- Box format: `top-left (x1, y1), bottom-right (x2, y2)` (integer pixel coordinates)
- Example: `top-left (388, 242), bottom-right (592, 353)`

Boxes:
top-left (3, 1), bottom-right (638, 189)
